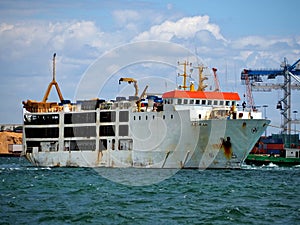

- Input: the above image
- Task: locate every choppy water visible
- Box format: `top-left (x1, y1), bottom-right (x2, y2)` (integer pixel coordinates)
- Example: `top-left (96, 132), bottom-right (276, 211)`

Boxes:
top-left (0, 157), bottom-right (299, 225)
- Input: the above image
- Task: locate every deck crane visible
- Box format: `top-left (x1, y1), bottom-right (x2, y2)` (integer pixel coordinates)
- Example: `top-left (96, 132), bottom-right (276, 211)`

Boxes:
top-left (212, 68), bottom-right (221, 92)
top-left (23, 53), bottom-right (64, 112)
top-left (42, 53), bottom-right (64, 102)
top-left (118, 77), bottom-right (148, 112)
top-left (136, 85), bottom-right (148, 112)
top-left (119, 78), bottom-right (139, 97)
top-left (241, 58), bottom-right (300, 135)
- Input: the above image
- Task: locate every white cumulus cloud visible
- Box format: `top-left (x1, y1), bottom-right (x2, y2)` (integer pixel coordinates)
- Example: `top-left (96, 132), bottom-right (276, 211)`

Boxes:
top-left (133, 15), bottom-right (227, 43)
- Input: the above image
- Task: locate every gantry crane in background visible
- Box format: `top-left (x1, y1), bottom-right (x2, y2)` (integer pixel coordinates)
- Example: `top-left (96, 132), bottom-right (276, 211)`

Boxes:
top-left (241, 58), bottom-right (300, 135)
top-left (243, 73), bottom-right (255, 110)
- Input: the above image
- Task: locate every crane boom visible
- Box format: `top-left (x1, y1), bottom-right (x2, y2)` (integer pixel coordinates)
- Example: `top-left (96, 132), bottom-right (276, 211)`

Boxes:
top-left (212, 68), bottom-right (220, 92)
top-left (136, 85), bottom-right (148, 112)
top-left (119, 78), bottom-right (139, 96)
top-left (42, 53), bottom-right (64, 102)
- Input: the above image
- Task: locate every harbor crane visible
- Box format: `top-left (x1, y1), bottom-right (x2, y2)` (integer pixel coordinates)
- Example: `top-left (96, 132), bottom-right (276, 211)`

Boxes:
top-left (241, 58), bottom-right (300, 134)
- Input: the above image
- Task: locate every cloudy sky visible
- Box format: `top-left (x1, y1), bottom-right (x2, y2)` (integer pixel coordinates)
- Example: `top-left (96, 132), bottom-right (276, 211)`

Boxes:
top-left (0, 0), bottom-right (299, 134)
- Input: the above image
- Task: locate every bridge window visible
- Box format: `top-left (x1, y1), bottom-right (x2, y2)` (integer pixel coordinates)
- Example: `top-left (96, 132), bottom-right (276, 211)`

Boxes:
top-left (196, 100), bottom-right (200, 104)
top-left (220, 101), bottom-right (224, 105)
top-left (64, 126), bottom-right (96, 138)
top-left (184, 99), bottom-right (188, 104)
top-left (25, 114), bottom-right (60, 125)
top-left (25, 128), bottom-right (59, 138)
top-left (68, 140), bottom-right (96, 151)
top-left (178, 99), bottom-right (182, 105)
top-left (100, 111), bottom-right (116, 122)
top-left (213, 100), bottom-right (218, 105)
top-left (207, 100), bottom-right (212, 105)
top-left (65, 112), bottom-right (96, 124)
top-left (119, 111), bottom-right (129, 122)
top-left (225, 101), bottom-right (230, 106)
top-left (119, 125), bottom-right (129, 136)
top-left (201, 100), bottom-right (206, 105)
top-left (100, 125), bottom-right (115, 136)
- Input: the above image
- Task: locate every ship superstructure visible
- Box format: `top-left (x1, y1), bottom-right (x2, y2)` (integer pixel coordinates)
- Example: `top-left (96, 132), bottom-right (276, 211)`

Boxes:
top-left (22, 55), bottom-right (270, 168)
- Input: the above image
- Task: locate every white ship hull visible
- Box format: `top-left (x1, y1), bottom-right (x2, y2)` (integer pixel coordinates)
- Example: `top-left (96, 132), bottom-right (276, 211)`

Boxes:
top-left (23, 108), bottom-right (269, 169)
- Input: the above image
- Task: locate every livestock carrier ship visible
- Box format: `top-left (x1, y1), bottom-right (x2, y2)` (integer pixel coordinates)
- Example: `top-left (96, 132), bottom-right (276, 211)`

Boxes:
top-left (22, 54), bottom-right (270, 169)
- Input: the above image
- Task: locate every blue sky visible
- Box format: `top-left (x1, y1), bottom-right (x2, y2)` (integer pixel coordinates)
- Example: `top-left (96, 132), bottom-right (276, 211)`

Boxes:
top-left (0, 0), bottom-right (299, 134)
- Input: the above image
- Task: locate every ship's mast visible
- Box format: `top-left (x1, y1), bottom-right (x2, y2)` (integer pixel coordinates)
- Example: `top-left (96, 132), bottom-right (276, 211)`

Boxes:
top-left (194, 65), bottom-right (208, 91)
top-left (178, 61), bottom-right (192, 90)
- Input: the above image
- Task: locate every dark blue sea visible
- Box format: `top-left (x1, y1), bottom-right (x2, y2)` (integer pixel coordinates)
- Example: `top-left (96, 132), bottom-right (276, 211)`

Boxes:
top-left (1, 157), bottom-right (299, 225)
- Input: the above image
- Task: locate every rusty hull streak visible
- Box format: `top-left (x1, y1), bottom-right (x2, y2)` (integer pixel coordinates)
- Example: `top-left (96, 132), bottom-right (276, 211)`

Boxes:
top-left (221, 137), bottom-right (232, 160)
top-left (96, 151), bottom-right (103, 165)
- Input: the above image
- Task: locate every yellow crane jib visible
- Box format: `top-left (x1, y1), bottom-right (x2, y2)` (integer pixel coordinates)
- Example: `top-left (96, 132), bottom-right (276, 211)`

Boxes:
top-left (118, 77), bottom-right (139, 97)
top-left (42, 53), bottom-right (64, 103)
